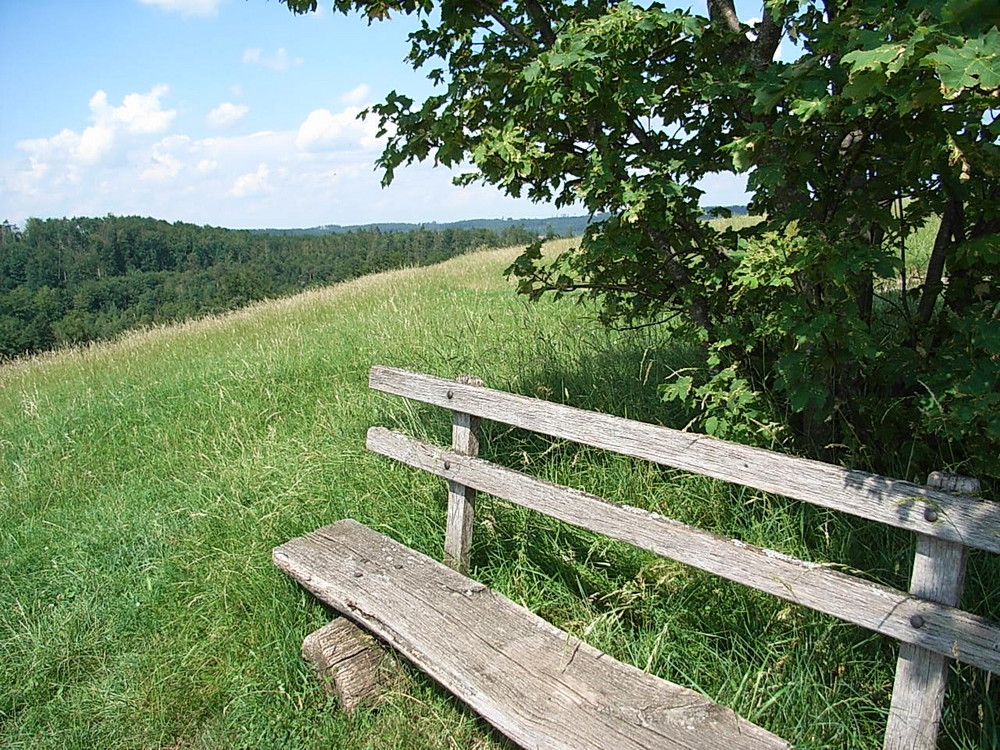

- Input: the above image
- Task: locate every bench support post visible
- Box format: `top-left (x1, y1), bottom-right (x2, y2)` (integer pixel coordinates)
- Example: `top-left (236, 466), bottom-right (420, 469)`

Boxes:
top-left (444, 374), bottom-right (482, 574)
top-left (883, 472), bottom-right (980, 750)
top-left (302, 617), bottom-right (402, 714)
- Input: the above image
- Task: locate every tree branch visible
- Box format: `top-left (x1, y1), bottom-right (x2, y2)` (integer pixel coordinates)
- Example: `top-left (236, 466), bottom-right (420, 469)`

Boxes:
top-left (751, 6), bottom-right (783, 68)
top-left (650, 228), bottom-right (714, 331)
top-left (473, 0), bottom-right (538, 50)
top-left (707, 0), bottom-right (741, 34)
top-left (628, 121), bottom-right (656, 153)
top-left (916, 198), bottom-right (963, 328)
top-left (523, 0), bottom-right (556, 48)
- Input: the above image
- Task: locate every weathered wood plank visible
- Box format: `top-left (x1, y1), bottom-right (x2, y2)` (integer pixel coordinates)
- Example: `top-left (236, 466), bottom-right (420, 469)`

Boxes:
top-left (883, 474), bottom-right (981, 750)
top-left (369, 367), bottom-right (1000, 555)
top-left (302, 617), bottom-right (401, 714)
top-left (366, 427), bottom-right (1000, 676)
top-left (444, 374), bottom-right (482, 573)
top-left (274, 519), bottom-right (789, 750)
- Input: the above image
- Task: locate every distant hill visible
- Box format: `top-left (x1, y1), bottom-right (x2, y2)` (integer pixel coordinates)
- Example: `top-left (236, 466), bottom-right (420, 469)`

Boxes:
top-left (0, 215), bottom-right (525, 360)
top-left (254, 206), bottom-right (748, 238)
top-left (254, 215), bottom-right (605, 238)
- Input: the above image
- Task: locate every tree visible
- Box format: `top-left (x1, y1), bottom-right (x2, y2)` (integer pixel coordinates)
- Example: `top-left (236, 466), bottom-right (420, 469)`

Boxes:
top-left (282, 0), bottom-right (999, 481)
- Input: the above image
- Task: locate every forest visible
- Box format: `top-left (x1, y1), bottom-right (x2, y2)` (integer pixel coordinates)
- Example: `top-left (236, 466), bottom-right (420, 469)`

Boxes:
top-left (0, 215), bottom-right (534, 360)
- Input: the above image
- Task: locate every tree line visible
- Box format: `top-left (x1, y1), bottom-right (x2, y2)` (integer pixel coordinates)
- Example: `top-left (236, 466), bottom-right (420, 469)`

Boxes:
top-left (0, 215), bottom-right (535, 360)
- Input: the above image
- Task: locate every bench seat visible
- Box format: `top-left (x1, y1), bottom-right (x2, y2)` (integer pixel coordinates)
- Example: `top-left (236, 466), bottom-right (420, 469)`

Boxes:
top-left (273, 519), bottom-right (788, 750)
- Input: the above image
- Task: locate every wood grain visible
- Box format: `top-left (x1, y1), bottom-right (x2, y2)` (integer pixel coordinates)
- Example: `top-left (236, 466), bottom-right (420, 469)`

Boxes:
top-left (883, 474), bottom-right (981, 750)
top-left (369, 367), bottom-right (1000, 555)
top-left (302, 618), bottom-right (400, 714)
top-left (367, 427), bottom-right (1000, 676)
top-left (274, 519), bottom-right (789, 750)
top-left (444, 374), bottom-right (481, 573)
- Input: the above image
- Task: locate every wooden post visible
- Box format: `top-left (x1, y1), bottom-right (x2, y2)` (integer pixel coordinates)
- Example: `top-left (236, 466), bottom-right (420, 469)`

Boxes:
top-left (302, 618), bottom-right (402, 714)
top-left (883, 471), bottom-right (981, 750)
top-left (444, 374), bottom-right (482, 574)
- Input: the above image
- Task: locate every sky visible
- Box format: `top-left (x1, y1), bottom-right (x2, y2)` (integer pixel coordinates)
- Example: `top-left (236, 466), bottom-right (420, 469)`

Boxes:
top-left (0, 0), bottom-right (753, 230)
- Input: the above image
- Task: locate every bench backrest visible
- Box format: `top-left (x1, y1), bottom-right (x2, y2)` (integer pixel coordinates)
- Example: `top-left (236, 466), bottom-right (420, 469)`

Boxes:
top-left (366, 366), bottom-right (1000, 749)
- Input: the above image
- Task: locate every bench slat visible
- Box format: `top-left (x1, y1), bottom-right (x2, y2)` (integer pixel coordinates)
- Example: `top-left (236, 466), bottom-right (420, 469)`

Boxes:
top-left (369, 366), bottom-right (1000, 555)
top-left (274, 520), bottom-right (789, 750)
top-left (367, 427), bottom-right (1000, 676)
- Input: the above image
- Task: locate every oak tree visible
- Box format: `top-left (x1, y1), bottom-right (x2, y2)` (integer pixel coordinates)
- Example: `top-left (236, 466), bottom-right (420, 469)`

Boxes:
top-left (284, 0), bottom-right (999, 480)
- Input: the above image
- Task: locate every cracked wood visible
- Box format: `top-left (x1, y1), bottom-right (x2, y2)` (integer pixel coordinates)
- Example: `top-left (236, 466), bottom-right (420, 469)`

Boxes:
top-left (273, 519), bottom-right (788, 750)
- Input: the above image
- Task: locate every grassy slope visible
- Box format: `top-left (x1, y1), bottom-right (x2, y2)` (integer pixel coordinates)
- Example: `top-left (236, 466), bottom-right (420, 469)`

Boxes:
top-left (1, 241), bottom-right (995, 749)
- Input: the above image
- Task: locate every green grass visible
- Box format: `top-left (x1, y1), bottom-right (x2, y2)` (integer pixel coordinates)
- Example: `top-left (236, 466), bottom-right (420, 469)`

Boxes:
top-left (1, 241), bottom-right (996, 749)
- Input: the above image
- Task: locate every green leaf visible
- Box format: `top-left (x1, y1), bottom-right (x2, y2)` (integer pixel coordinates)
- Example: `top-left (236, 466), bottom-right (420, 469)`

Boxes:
top-left (753, 84), bottom-right (785, 113)
top-left (790, 97), bottom-right (829, 121)
top-left (841, 45), bottom-right (906, 75)
top-left (925, 28), bottom-right (1000, 96)
top-left (661, 375), bottom-right (694, 402)
top-left (724, 136), bottom-right (756, 172)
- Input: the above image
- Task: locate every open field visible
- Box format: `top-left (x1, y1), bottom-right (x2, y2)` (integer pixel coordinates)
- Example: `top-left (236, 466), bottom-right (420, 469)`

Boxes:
top-left (2, 240), bottom-right (996, 749)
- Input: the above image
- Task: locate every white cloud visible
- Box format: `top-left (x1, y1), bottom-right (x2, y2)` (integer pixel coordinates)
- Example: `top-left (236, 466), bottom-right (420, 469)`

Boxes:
top-left (76, 121), bottom-right (116, 164)
top-left (296, 106), bottom-right (384, 153)
top-left (2, 85), bottom-right (575, 229)
top-left (194, 130), bottom-right (292, 166)
top-left (242, 47), bottom-right (304, 71)
top-left (14, 85), bottom-right (175, 173)
top-left (108, 85), bottom-right (176, 134)
top-left (17, 128), bottom-right (86, 178)
top-left (207, 102), bottom-right (249, 128)
top-left (229, 163), bottom-right (272, 197)
top-left (136, 0), bottom-right (222, 16)
top-left (140, 135), bottom-right (191, 181)
top-left (340, 84), bottom-right (371, 107)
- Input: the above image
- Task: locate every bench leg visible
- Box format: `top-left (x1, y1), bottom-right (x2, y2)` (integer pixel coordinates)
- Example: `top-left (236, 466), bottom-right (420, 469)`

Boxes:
top-left (302, 617), bottom-right (402, 714)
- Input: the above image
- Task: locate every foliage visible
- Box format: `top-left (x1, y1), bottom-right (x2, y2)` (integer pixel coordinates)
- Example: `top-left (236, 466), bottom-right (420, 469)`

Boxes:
top-left (0, 216), bottom-right (531, 359)
top-left (281, 0), bottom-right (1000, 483)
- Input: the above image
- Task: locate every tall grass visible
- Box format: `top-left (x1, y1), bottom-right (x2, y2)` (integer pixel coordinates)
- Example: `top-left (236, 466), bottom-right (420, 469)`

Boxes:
top-left (1, 240), bottom-right (996, 749)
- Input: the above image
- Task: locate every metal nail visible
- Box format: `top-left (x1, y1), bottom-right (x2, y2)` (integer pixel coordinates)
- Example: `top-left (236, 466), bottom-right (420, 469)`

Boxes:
top-left (444, 460), bottom-right (451, 470)
top-left (924, 507), bottom-right (939, 523)
top-left (447, 390), bottom-right (454, 399)
top-left (909, 614), bottom-right (925, 629)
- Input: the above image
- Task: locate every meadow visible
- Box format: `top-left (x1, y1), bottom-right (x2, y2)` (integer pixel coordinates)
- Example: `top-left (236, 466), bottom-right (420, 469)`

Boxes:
top-left (1, 239), bottom-right (996, 749)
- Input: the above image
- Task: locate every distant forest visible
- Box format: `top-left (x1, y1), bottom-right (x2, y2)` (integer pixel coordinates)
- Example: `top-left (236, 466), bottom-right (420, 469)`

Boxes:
top-left (255, 206), bottom-right (747, 237)
top-left (0, 216), bottom-right (536, 360)
top-left (253, 214), bottom-right (603, 237)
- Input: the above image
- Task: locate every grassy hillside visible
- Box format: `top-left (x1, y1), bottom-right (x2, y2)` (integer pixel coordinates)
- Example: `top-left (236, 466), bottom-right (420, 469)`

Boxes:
top-left (1, 241), bottom-right (995, 749)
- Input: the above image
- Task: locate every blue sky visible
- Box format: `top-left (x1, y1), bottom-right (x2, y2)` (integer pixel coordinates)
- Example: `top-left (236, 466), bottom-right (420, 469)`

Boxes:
top-left (0, 0), bottom-right (755, 229)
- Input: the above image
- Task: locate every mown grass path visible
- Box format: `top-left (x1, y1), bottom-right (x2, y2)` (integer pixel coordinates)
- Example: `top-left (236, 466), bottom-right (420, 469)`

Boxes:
top-left (2, 242), bottom-right (995, 749)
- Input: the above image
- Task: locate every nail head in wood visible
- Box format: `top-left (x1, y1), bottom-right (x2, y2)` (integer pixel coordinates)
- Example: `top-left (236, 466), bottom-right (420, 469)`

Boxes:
top-left (447, 390), bottom-right (454, 399)
top-left (909, 614), bottom-right (925, 629)
top-left (924, 507), bottom-right (939, 523)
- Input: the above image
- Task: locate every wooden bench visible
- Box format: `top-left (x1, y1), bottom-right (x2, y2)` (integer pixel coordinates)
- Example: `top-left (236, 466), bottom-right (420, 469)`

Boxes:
top-left (274, 366), bottom-right (1000, 749)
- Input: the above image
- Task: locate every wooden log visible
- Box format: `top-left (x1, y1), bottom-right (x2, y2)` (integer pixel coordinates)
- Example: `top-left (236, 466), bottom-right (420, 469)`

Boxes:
top-left (369, 366), bottom-right (1000, 555)
top-left (366, 427), bottom-right (1000, 676)
top-left (444, 374), bottom-right (481, 574)
top-left (883, 473), bottom-right (982, 750)
top-left (274, 519), bottom-right (790, 750)
top-left (301, 617), bottom-right (402, 714)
